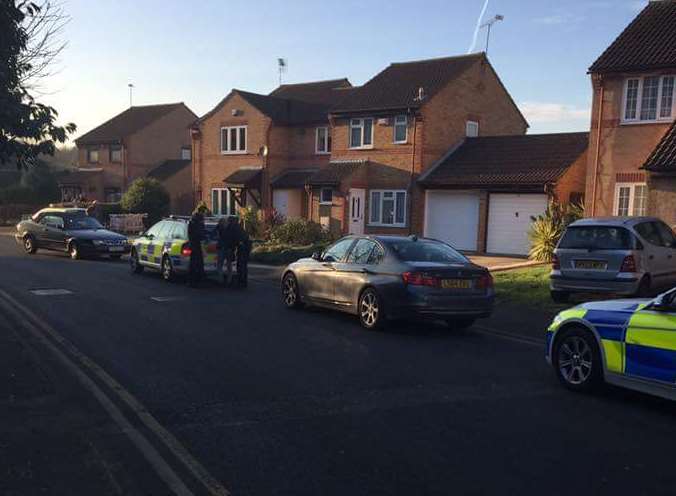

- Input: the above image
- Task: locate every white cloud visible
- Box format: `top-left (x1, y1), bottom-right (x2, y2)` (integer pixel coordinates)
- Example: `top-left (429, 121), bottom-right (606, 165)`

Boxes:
top-left (519, 102), bottom-right (590, 124)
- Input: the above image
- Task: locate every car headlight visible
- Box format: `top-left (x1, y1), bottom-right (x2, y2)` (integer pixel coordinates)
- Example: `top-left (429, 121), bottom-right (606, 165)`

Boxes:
top-left (92, 240), bottom-right (105, 246)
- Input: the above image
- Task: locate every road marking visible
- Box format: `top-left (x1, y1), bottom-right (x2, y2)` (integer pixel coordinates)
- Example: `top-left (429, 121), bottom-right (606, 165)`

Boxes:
top-left (151, 296), bottom-right (186, 302)
top-left (0, 288), bottom-right (230, 496)
top-left (473, 324), bottom-right (544, 348)
top-left (29, 289), bottom-right (73, 296)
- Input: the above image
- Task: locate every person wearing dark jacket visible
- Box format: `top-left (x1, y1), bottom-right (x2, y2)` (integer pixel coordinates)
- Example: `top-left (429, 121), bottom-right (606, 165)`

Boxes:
top-left (216, 216), bottom-right (239, 286)
top-left (235, 225), bottom-right (251, 288)
top-left (187, 212), bottom-right (206, 287)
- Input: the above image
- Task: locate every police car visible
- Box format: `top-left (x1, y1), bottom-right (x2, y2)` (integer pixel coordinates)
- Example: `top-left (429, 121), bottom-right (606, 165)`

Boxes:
top-left (130, 216), bottom-right (221, 281)
top-left (547, 288), bottom-right (676, 400)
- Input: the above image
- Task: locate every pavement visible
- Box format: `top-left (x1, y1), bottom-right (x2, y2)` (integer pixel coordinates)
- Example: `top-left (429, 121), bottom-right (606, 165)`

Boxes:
top-left (3, 234), bottom-right (676, 495)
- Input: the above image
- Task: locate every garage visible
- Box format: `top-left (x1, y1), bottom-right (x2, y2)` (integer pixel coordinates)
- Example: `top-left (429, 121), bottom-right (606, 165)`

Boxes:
top-left (486, 193), bottom-right (548, 255)
top-left (424, 190), bottom-right (480, 251)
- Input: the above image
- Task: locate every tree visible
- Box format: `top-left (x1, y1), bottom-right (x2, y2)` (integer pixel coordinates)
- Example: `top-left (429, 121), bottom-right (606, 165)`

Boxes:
top-left (120, 178), bottom-right (170, 225)
top-left (0, 1), bottom-right (76, 169)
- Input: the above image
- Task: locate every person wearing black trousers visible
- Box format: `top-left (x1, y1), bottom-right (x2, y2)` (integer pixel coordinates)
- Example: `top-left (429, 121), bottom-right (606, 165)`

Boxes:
top-left (187, 212), bottom-right (206, 287)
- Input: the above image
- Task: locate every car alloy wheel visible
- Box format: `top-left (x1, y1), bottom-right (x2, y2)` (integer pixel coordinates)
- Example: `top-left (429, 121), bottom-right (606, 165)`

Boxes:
top-left (553, 327), bottom-right (601, 392)
top-left (161, 256), bottom-right (174, 282)
top-left (68, 242), bottom-right (80, 260)
top-left (282, 273), bottom-right (301, 308)
top-left (23, 236), bottom-right (37, 254)
top-left (359, 289), bottom-right (382, 330)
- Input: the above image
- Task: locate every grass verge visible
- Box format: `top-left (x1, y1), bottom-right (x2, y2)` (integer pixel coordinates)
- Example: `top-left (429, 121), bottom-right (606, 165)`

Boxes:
top-left (493, 265), bottom-right (566, 310)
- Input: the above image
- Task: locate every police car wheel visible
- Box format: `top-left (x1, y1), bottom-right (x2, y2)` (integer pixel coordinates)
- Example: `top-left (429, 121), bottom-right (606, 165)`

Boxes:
top-left (161, 256), bottom-right (175, 282)
top-left (130, 250), bottom-right (144, 274)
top-left (553, 327), bottom-right (601, 392)
top-left (282, 273), bottom-right (302, 309)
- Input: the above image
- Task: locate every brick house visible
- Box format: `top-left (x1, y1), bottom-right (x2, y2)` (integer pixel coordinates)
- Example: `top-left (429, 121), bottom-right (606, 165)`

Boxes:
top-left (66, 103), bottom-right (196, 203)
top-left (191, 79), bottom-right (351, 217)
top-left (419, 133), bottom-right (588, 254)
top-left (311, 53), bottom-right (532, 246)
top-left (147, 159), bottom-right (193, 214)
top-left (585, 1), bottom-right (676, 223)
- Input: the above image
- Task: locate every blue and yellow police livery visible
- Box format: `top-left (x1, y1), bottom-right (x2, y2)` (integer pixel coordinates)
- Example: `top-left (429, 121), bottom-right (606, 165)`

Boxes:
top-left (546, 289), bottom-right (676, 399)
top-left (130, 216), bottom-right (219, 281)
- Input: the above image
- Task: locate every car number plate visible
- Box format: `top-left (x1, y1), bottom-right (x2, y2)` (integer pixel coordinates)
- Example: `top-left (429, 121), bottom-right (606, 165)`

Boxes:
top-left (109, 246), bottom-right (124, 252)
top-left (574, 260), bottom-right (607, 270)
top-left (441, 279), bottom-right (472, 289)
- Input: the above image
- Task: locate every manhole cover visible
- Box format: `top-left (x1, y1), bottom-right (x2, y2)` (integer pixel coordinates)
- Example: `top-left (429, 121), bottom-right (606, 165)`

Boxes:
top-left (29, 289), bottom-right (73, 296)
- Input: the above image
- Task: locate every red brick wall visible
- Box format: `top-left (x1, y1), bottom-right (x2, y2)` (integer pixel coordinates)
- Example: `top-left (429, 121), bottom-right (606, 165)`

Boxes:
top-left (161, 165), bottom-right (193, 215)
top-left (554, 151), bottom-right (588, 205)
top-left (585, 74), bottom-right (672, 217)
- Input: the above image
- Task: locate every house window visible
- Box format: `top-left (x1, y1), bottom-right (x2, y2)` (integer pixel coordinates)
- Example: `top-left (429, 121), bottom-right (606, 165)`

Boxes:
top-left (211, 188), bottom-right (237, 215)
top-left (110, 145), bottom-right (122, 163)
top-left (393, 115), bottom-right (407, 143)
top-left (104, 188), bottom-right (122, 203)
top-left (369, 190), bottom-right (406, 227)
top-left (623, 76), bottom-right (675, 122)
top-left (615, 183), bottom-right (647, 216)
top-left (349, 118), bottom-right (373, 149)
top-left (220, 126), bottom-right (247, 154)
top-left (320, 187), bottom-right (333, 205)
top-left (87, 148), bottom-right (99, 163)
top-left (181, 147), bottom-right (191, 160)
top-left (316, 127), bottom-right (331, 154)
top-left (466, 120), bottom-right (479, 137)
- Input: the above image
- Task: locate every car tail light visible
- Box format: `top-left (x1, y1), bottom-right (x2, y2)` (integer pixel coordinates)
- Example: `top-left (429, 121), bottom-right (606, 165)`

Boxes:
top-left (620, 255), bottom-right (637, 273)
top-left (552, 254), bottom-right (560, 270)
top-left (476, 273), bottom-right (494, 290)
top-left (181, 243), bottom-right (192, 257)
top-left (402, 272), bottom-right (440, 288)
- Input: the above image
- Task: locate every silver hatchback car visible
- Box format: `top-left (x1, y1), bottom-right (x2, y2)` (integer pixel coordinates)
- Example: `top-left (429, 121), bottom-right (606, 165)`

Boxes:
top-left (550, 217), bottom-right (676, 302)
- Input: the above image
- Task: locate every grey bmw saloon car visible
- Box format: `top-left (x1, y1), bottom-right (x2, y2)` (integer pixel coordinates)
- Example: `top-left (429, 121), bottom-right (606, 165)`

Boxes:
top-left (281, 235), bottom-right (494, 330)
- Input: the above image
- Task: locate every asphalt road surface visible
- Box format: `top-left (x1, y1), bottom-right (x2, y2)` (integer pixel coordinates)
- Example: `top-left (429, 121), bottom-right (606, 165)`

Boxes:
top-left (2, 233), bottom-right (676, 496)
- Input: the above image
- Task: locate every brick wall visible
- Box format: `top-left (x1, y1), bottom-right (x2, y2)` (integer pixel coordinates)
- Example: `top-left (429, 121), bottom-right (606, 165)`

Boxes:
top-left (554, 151), bottom-right (588, 204)
top-left (161, 165), bottom-right (193, 215)
top-left (585, 74), bottom-right (671, 217)
top-left (648, 175), bottom-right (676, 226)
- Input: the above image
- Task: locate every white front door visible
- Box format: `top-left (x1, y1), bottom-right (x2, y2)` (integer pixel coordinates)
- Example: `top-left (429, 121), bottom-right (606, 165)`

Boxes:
top-left (273, 189), bottom-right (290, 218)
top-left (486, 193), bottom-right (548, 256)
top-left (424, 190), bottom-right (480, 251)
top-left (349, 188), bottom-right (365, 235)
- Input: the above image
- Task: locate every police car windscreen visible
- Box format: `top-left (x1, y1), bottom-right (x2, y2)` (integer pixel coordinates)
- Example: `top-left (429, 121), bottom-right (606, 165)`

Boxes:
top-left (558, 226), bottom-right (633, 250)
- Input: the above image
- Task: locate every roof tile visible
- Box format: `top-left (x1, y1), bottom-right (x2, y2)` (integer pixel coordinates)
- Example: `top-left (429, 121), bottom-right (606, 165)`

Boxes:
top-left (642, 121), bottom-right (676, 171)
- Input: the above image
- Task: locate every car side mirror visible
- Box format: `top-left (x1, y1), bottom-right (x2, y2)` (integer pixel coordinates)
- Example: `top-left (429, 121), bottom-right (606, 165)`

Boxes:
top-left (650, 295), bottom-right (674, 312)
top-left (311, 251), bottom-right (322, 261)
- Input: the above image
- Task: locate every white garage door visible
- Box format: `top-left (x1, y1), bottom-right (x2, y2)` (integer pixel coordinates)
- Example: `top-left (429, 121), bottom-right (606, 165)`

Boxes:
top-left (424, 191), bottom-right (480, 251)
top-left (487, 194), bottom-right (548, 255)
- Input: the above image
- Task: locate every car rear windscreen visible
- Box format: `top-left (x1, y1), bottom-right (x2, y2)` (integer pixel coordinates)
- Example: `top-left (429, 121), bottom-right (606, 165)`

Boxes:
top-left (558, 226), bottom-right (634, 250)
top-left (385, 239), bottom-right (468, 264)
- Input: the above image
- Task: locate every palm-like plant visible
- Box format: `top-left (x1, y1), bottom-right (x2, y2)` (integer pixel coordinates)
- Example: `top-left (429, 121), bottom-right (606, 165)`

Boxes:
top-left (528, 201), bottom-right (584, 262)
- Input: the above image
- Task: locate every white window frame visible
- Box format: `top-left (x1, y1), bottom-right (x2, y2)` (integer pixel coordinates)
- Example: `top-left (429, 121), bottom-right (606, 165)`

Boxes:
top-left (110, 145), bottom-right (122, 163)
top-left (220, 126), bottom-right (247, 154)
top-left (466, 120), bottom-right (479, 137)
top-left (393, 115), bottom-right (408, 144)
top-left (87, 148), bottom-right (99, 163)
top-left (622, 75), bottom-right (675, 124)
top-left (320, 187), bottom-right (333, 205)
top-left (614, 182), bottom-right (647, 216)
top-left (211, 187), bottom-right (237, 216)
top-left (315, 127), bottom-right (331, 155)
top-left (369, 189), bottom-right (407, 227)
top-left (349, 118), bottom-right (374, 149)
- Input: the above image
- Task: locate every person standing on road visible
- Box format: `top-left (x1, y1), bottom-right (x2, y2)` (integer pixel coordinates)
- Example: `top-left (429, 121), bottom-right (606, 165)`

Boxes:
top-left (216, 216), bottom-right (239, 286)
top-left (187, 211), bottom-right (206, 287)
top-left (235, 221), bottom-right (251, 288)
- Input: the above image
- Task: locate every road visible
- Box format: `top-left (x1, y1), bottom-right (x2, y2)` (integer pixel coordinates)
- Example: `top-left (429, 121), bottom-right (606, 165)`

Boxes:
top-left (2, 233), bottom-right (676, 495)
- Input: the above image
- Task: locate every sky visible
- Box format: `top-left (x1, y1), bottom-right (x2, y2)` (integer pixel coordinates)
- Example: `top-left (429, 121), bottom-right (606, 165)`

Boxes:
top-left (39, 0), bottom-right (649, 143)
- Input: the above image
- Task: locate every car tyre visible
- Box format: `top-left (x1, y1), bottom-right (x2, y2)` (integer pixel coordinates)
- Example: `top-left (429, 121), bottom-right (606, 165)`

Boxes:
top-left (358, 288), bottom-right (384, 330)
top-left (68, 241), bottom-right (80, 260)
top-left (635, 276), bottom-right (651, 298)
top-left (553, 327), bottom-right (602, 393)
top-left (446, 318), bottom-right (475, 330)
top-left (130, 249), bottom-right (144, 274)
top-left (161, 255), bottom-right (175, 282)
top-left (282, 273), bottom-right (303, 309)
top-left (550, 290), bottom-right (570, 304)
top-left (23, 235), bottom-right (37, 254)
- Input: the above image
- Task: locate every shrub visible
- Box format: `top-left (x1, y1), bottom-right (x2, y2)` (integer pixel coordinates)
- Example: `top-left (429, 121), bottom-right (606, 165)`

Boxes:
top-left (270, 218), bottom-right (330, 246)
top-left (239, 206), bottom-right (262, 239)
top-left (193, 201), bottom-right (211, 216)
top-left (260, 208), bottom-right (285, 240)
top-left (250, 241), bottom-right (331, 266)
top-left (120, 178), bottom-right (170, 225)
top-left (528, 201), bottom-right (584, 262)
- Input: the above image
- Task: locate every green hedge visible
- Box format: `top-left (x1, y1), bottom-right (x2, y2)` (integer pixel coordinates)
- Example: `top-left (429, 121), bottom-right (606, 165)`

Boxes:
top-left (250, 242), bottom-right (330, 266)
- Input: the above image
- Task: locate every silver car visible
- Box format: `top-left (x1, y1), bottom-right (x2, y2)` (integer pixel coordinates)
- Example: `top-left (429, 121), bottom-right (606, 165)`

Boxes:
top-left (281, 235), bottom-right (494, 330)
top-left (550, 217), bottom-right (676, 302)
